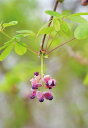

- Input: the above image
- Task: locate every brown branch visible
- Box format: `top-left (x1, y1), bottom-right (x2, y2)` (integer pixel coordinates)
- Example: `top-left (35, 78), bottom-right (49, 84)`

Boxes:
top-left (47, 38), bottom-right (75, 55)
top-left (40, 0), bottom-right (59, 52)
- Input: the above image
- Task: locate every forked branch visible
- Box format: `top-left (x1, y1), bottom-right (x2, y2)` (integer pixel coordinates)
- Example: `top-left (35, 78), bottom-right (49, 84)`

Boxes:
top-left (47, 38), bottom-right (75, 54)
top-left (40, 0), bottom-right (60, 52)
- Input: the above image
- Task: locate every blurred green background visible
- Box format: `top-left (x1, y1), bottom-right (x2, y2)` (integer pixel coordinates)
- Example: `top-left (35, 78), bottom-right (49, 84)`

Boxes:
top-left (0, 0), bottom-right (88, 128)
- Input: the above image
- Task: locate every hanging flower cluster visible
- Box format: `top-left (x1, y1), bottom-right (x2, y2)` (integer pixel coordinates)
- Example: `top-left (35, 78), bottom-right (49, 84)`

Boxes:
top-left (29, 72), bottom-right (56, 102)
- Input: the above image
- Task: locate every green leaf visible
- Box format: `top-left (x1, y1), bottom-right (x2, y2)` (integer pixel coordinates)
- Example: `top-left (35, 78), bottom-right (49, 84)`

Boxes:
top-left (0, 45), bottom-right (13, 61)
top-left (4, 38), bottom-right (15, 45)
top-left (37, 27), bottom-right (53, 35)
top-left (83, 74), bottom-right (88, 86)
top-left (14, 43), bottom-right (27, 55)
top-left (50, 38), bottom-right (61, 47)
top-left (14, 34), bottom-right (30, 42)
top-left (16, 30), bottom-right (35, 36)
top-left (71, 12), bottom-right (88, 16)
top-left (0, 38), bottom-right (15, 51)
top-left (53, 18), bottom-right (60, 32)
top-left (3, 21), bottom-right (18, 28)
top-left (62, 10), bottom-right (71, 16)
top-left (74, 23), bottom-right (88, 39)
top-left (68, 15), bottom-right (87, 23)
top-left (45, 10), bottom-right (61, 17)
top-left (0, 44), bottom-right (9, 51)
top-left (61, 21), bottom-right (71, 34)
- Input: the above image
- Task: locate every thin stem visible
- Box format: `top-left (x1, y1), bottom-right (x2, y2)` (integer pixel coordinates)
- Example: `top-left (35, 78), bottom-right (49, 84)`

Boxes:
top-left (41, 53), bottom-right (44, 76)
top-left (47, 38), bottom-right (75, 55)
top-left (46, 33), bottom-right (58, 51)
top-left (27, 47), bottom-right (38, 55)
top-left (1, 31), bottom-right (11, 39)
top-left (40, 0), bottom-right (59, 51)
top-left (45, 35), bottom-right (51, 50)
top-left (17, 42), bottom-right (38, 55)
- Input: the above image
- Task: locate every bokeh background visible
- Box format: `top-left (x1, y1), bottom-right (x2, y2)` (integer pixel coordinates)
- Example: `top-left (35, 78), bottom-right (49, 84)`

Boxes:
top-left (0, 0), bottom-right (88, 128)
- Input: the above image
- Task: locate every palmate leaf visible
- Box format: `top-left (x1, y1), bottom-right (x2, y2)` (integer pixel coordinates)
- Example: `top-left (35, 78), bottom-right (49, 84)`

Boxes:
top-left (14, 43), bottom-right (27, 55)
top-left (74, 23), bottom-right (88, 39)
top-left (3, 21), bottom-right (18, 28)
top-left (71, 12), bottom-right (88, 16)
top-left (37, 27), bottom-right (53, 36)
top-left (62, 10), bottom-right (71, 15)
top-left (14, 34), bottom-right (30, 42)
top-left (68, 15), bottom-right (87, 23)
top-left (45, 10), bottom-right (61, 17)
top-left (53, 18), bottom-right (60, 32)
top-left (16, 30), bottom-right (35, 37)
top-left (0, 45), bottom-right (13, 61)
top-left (60, 21), bottom-right (71, 34)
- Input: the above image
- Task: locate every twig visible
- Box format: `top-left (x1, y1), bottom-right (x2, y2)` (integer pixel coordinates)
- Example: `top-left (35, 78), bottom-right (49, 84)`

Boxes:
top-left (46, 33), bottom-right (58, 50)
top-left (40, 0), bottom-right (59, 52)
top-left (47, 38), bottom-right (75, 54)
top-left (27, 47), bottom-right (38, 55)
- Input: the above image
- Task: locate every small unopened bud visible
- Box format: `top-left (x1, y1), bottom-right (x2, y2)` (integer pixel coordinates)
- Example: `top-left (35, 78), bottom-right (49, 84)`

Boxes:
top-left (34, 72), bottom-right (39, 76)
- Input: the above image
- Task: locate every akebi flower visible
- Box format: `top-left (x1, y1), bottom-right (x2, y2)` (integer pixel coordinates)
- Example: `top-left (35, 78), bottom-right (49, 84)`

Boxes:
top-left (30, 78), bottom-right (42, 89)
top-left (36, 91), bottom-right (44, 102)
top-left (43, 75), bottom-right (51, 83)
top-left (29, 89), bottom-right (36, 99)
top-left (44, 75), bottom-right (56, 89)
top-left (46, 79), bottom-right (56, 88)
top-left (43, 91), bottom-right (53, 100)
top-left (29, 72), bottom-right (56, 102)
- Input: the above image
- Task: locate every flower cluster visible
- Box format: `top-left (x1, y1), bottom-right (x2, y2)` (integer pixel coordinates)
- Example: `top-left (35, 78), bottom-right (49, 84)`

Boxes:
top-left (29, 72), bottom-right (56, 102)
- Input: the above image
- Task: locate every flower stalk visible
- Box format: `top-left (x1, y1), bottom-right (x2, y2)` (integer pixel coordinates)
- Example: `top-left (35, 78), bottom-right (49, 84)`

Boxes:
top-left (41, 53), bottom-right (44, 76)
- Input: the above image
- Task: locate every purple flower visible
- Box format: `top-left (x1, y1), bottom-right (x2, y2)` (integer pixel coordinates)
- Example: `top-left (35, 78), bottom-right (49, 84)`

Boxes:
top-left (32, 83), bottom-right (42, 89)
top-left (30, 72), bottom-right (56, 102)
top-left (43, 91), bottom-right (53, 100)
top-left (34, 72), bottom-right (39, 76)
top-left (30, 78), bottom-right (42, 89)
top-left (45, 79), bottom-right (56, 89)
top-left (36, 91), bottom-right (44, 102)
top-left (39, 98), bottom-right (44, 102)
top-left (48, 79), bottom-right (56, 87)
top-left (43, 75), bottom-right (51, 83)
top-left (29, 90), bottom-right (36, 99)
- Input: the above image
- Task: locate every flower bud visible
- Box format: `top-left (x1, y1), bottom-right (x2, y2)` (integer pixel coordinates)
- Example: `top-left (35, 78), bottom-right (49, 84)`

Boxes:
top-left (34, 72), bottom-right (39, 76)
